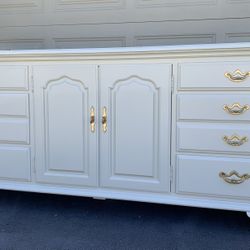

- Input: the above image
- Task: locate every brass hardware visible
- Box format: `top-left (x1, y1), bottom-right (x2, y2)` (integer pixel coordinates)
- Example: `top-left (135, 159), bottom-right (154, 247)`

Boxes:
top-left (219, 171), bottom-right (250, 184)
top-left (223, 135), bottom-right (248, 146)
top-left (225, 69), bottom-right (250, 82)
top-left (90, 106), bottom-right (95, 133)
top-left (102, 107), bottom-right (107, 133)
top-left (223, 103), bottom-right (249, 115)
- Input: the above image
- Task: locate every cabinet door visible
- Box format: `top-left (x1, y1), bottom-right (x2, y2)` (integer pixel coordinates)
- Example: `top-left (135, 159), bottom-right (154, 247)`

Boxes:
top-left (33, 65), bottom-right (97, 187)
top-left (100, 64), bottom-right (171, 192)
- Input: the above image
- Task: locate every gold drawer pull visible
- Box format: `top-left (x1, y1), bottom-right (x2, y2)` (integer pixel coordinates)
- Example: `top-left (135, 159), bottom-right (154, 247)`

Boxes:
top-left (90, 106), bottom-right (95, 133)
top-left (219, 171), bottom-right (250, 184)
top-left (225, 69), bottom-right (250, 82)
top-left (223, 103), bottom-right (249, 115)
top-left (102, 107), bottom-right (107, 133)
top-left (223, 135), bottom-right (248, 146)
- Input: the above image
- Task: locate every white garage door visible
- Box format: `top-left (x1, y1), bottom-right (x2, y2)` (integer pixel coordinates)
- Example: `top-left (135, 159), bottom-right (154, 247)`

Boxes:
top-left (0, 0), bottom-right (249, 49)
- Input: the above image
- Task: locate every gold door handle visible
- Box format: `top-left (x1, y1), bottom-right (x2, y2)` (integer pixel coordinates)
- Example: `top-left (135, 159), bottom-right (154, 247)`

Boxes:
top-left (90, 106), bottom-right (95, 133)
top-left (225, 69), bottom-right (250, 82)
top-left (223, 103), bottom-right (249, 115)
top-left (223, 135), bottom-right (248, 146)
top-left (102, 107), bottom-right (107, 133)
top-left (219, 171), bottom-right (250, 184)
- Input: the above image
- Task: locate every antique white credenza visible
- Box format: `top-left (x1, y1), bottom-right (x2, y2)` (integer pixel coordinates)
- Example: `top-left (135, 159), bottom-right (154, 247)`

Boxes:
top-left (0, 43), bottom-right (250, 217)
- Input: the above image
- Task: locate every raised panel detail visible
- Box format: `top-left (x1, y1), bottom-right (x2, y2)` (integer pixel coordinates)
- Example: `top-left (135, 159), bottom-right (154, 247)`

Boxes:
top-left (33, 65), bottom-right (98, 187)
top-left (100, 64), bottom-right (171, 192)
top-left (110, 76), bottom-right (159, 178)
top-left (44, 76), bottom-right (88, 174)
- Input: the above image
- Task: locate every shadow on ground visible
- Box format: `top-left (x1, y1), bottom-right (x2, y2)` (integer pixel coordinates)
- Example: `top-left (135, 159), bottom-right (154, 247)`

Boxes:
top-left (0, 190), bottom-right (249, 250)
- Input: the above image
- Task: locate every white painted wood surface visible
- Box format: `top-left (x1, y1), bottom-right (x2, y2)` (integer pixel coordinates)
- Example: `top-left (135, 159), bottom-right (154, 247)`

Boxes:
top-left (0, 93), bottom-right (29, 117)
top-left (177, 93), bottom-right (250, 121)
top-left (177, 122), bottom-right (250, 153)
top-left (177, 155), bottom-right (250, 198)
top-left (178, 61), bottom-right (250, 89)
top-left (0, 119), bottom-right (29, 144)
top-left (0, 146), bottom-right (30, 181)
top-left (0, 42), bottom-right (249, 57)
top-left (0, 65), bottom-right (28, 90)
top-left (33, 64), bottom-right (98, 187)
top-left (0, 43), bottom-right (249, 217)
top-left (99, 64), bottom-right (171, 192)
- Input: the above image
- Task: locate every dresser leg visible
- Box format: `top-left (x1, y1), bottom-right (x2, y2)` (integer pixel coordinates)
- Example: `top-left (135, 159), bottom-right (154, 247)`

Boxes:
top-left (246, 212), bottom-right (250, 218)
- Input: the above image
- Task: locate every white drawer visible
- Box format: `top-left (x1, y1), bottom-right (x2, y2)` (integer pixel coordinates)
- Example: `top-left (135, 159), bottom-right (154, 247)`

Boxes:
top-left (177, 122), bottom-right (250, 154)
top-left (0, 119), bottom-right (29, 144)
top-left (177, 93), bottom-right (250, 121)
top-left (178, 61), bottom-right (250, 89)
top-left (0, 65), bottom-right (28, 90)
top-left (0, 93), bottom-right (29, 117)
top-left (177, 155), bottom-right (250, 199)
top-left (0, 146), bottom-right (30, 181)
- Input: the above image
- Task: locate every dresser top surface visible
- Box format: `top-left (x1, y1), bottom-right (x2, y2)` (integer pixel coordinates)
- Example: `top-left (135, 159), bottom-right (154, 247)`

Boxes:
top-left (0, 42), bottom-right (250, 59)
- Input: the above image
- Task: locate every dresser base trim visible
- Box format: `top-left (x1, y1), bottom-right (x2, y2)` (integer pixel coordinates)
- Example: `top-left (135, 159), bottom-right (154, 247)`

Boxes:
top-left (0, 181), bottom-right (249, 214)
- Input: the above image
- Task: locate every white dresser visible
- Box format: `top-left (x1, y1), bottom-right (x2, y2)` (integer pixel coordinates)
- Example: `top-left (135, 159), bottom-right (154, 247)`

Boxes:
top-left (0, 43), bottom-right (250, 217)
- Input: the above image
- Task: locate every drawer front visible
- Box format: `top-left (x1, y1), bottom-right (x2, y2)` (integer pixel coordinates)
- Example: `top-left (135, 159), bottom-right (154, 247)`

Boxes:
top-left (0, 119), bottom-right (29, 144)
top-left (177, 122), bottom-right (250, 153)
top-left (178, 93), bottom-right (250, 121)
top-left (0, 146), bottom-right (30, 181)
top-left (178, 61), bottom-right (250, 89)
top-left (0, 94), bottom-right (29, 117)
top-left (0, 65), bottom-right (28, 90)
top-left (177, 155), bottom-right (250, 199)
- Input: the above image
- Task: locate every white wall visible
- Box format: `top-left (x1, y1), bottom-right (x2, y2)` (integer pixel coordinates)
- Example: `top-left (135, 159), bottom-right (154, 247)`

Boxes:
top-left (0, 0), bottom-right (250, 49)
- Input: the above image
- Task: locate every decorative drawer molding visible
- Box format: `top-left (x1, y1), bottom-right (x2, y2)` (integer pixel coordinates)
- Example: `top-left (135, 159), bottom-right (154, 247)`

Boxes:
top-left (0, 119), bottom-right (30, 145)
top-left (177, 93), bottom-right (250, 121)
top-left (178, 61), bottom-right (250, 89)
top-left (0, 65), bottom-right (28, 90)
top-left (177, 154), bottom-right (250, 199)
top-left (0, 94), bottom-right (29, 118)
top-left (177, 122), bottom-right (250, 154)
top-left (0, 146), bottom-right (30, 181)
